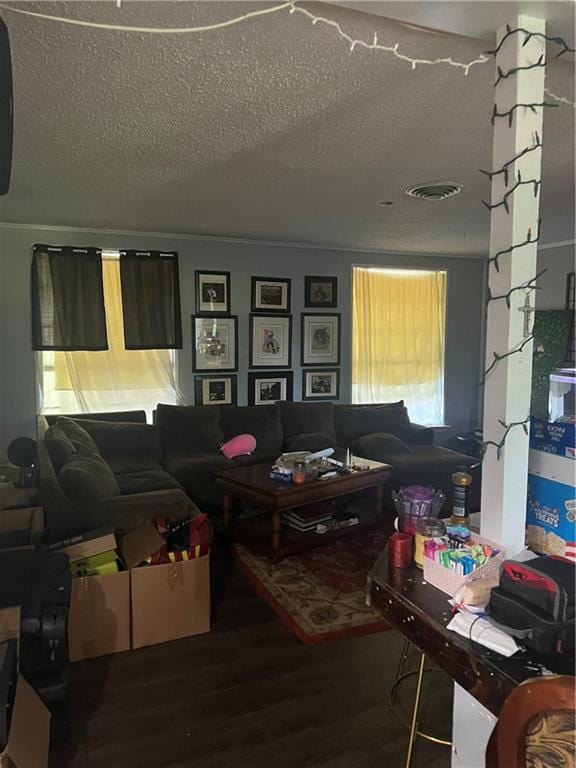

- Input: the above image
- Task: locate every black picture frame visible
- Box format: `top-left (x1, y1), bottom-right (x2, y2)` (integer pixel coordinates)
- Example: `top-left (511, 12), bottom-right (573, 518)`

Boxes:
top-left (301, 313), bottom-right (341, 366)
top-left (249, 314), bottom-right (292, 369)
top-left (251, 276), bottom-right (291, 313)
top-left (302, 369), bottom-right (340, 401)
top-left (195, 270), bottom-right (231, 315)
top-left (248, 371), bottom-right (293, 406)
top-left (192, 314), bottom-right (238, 372)
top-left (305, 276), bottom-right (338, 308)
top-left (194, 374), bottom-right (237, 406)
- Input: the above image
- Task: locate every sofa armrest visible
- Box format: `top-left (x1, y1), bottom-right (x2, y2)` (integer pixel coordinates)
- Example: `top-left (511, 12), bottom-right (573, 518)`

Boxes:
top-left (408, 424), bottom-right (435, 446)
top-left (47, 489), bottom-right (199, 542)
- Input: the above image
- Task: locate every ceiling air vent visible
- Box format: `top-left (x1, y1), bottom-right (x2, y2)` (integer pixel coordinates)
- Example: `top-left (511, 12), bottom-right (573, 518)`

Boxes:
top-left (404, 182), bottom-right (463, 201)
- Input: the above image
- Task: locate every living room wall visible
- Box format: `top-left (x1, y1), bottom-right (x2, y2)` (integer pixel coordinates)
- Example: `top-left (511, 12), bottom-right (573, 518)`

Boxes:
top-left (1, 224), bottom-right (489, 457)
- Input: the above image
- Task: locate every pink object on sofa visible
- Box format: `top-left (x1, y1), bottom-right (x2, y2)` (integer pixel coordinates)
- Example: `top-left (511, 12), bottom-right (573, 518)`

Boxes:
top-left (219, 434), bottom-right (257, 459)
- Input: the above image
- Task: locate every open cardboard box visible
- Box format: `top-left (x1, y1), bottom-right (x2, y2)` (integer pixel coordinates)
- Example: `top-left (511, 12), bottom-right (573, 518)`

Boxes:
top-left (0, 608), bottom-right (51, 768)
top-left (0, 507), bottom-right (43, 550)
top-left (68, 522), bottom-right (210, 660)
top-left (120, 523), bottom-right (211, 650)
top-left (68, 570), bottom-right (131, 662)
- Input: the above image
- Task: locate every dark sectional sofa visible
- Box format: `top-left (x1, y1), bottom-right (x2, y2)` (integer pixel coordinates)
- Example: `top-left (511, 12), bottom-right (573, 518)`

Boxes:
top-left (37, 401), bottom-right (480, 541)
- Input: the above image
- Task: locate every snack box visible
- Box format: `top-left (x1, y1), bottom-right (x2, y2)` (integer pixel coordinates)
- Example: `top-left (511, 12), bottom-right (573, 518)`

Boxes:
top-left (527, 449), bottom-right (576, 561)
top-left (530, 417), bottom-right (575, 460)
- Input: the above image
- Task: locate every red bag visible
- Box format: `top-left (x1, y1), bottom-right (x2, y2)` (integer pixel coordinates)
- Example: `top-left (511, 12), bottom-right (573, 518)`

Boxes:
top-left (151, 514), bottom-right (211, 565)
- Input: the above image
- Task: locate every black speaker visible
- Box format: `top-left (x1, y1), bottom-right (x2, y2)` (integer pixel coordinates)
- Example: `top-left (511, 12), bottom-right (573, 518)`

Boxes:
top-left (0, 15), bottom-right (13, 196)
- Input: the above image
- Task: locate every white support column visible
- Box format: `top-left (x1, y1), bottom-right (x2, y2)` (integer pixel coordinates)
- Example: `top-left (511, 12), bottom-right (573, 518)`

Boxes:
top-left (480, 16), bottom-right (545, 554)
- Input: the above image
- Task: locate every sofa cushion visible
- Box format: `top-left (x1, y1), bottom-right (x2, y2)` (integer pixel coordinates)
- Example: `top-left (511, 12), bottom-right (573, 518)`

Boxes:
top-left (156, 404), bottom-right (224, 454)
top-left (280, 402), bottom-right (336, 442)
top-left (115, 470), bottom-right (184, 495)
top-left (220, 405), bottom-right (283, 457)
top-left (351, 432), bottom-right (413, 461)
top-left (56, 417), bottom-right (100, 456)
top-left (164, 452), bottom-right (231, 513)
top-left (335, 403), bottom-right (411, 444)
top-left (59, 454), bottom-right (121, 500)
top-left (70, 419), bottom-right (163, 474)
top-left (283, 432), bottom-right (337, 453)
top-left (44, 424), bottom-right (77, 473)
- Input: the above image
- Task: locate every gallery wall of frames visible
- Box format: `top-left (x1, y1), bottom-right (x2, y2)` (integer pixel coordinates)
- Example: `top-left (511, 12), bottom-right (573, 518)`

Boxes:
top-left (192, 271), bottom-right (342, 406)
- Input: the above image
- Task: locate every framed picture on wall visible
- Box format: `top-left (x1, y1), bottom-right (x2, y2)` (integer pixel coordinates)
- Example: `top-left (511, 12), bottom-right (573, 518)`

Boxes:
top-left (248, 372), bottom-right (293, 406)
top-left (305, 276), bottom-right (338, 308)
top-left (251, 276), bottom-right (291, 313)
top-left (195, 271), bottom-right (231, 315)
top-left (302, 369), bottom-right (340, 401)
top-left (192, 315), bottom-right (238, 372)
top-left (249, 314), bottom-right (292, 368)
top-left (194, 374), bottom-right (237, 406)
top-left (301, 313), bottom-right (341, 366)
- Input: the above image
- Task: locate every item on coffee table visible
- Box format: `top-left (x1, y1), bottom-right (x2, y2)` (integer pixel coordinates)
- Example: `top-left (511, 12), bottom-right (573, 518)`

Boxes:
top-left (292, 461), bottom-right (306, 484)
top-left (391, 485), bottom-right (445, 535)
top-left (414, 517), bottom-right (446, 569)
top-left (388, 532), bottom-right (413, 568)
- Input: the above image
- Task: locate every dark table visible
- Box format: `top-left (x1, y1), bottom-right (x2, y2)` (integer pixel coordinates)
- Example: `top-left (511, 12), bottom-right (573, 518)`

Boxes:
top-left (216, 460), bottom-right (391, 562)
top-left (369, 549), bottom-right (575, 717)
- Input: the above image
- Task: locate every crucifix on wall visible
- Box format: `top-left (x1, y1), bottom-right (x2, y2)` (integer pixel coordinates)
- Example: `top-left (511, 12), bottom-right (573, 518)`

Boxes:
top-left (518, 292), bottom-right (537, 338)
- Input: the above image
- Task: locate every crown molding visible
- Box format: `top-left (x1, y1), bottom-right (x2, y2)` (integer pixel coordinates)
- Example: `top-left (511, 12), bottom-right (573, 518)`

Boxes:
top-left (0, 220), bottom-right (487, 260)
top-left (0, 220), bottom-right (572, 257)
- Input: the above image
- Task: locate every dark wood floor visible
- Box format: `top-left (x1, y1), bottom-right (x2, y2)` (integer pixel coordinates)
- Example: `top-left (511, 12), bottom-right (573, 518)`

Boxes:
top-left (50, 540), bottom-right (453, 768)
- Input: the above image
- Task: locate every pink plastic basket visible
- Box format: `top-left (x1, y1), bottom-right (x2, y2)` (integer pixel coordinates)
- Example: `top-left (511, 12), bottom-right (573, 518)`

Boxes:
top-left (422, 531), bottom-right (506, 598)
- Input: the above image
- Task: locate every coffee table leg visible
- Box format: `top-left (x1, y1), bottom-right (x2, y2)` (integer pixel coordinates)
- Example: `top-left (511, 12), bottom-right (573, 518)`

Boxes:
top-left (272, 510), bottom-right (282, 562)
top-left (376, 484), bottom-right (384, 518)
top-left (222, 493), bottom-right (231, 527)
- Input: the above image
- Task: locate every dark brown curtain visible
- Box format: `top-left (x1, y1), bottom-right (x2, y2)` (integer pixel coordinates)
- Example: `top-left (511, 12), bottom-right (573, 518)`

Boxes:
top-left (119, 251), bottom-right (182, 349)
top-left (31, 244), bottom-right (108, 351)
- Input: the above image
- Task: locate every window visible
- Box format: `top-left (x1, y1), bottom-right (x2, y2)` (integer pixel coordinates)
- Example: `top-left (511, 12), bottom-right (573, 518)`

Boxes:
top-left (352, 266), bottom-right (447, 426)
top-left (40, 252), bottom-right (178, 419)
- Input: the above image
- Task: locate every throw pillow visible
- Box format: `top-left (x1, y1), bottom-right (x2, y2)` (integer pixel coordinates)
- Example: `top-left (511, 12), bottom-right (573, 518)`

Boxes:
top-left (334, 403), bottom-right (411, 444)
top-left (283, 432), bottom-right (337, 453)
top-left (280, 402), bottom-right (336, 442)
top-left (56, 417), bottom-right (100, 456)
top-left (351, 432), bottom-right (413, 462)
top-left (59, 454), bottom-right (121, 500)
top-left (220, 405), bottom-right (283, 456)
top-left (156, 404), bottom-right (224, 455)
top-left (44, 424), bottom-right (77, 473)
top-left (70, 419), bottom-right (163, 474)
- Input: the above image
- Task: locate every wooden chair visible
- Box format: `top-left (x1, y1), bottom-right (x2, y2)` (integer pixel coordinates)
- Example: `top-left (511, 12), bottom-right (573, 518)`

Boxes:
top-left (486, 675), bottom-right (575, 768)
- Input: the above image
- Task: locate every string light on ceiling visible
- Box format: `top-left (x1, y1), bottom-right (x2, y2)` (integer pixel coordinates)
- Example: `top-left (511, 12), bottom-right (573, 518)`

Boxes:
top-left (0, 0), bottom-right (573, 104)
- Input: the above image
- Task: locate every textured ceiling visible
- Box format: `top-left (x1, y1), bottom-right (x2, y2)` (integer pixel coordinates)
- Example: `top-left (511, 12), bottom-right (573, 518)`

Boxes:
top-left (0, 0), bottom-right (574, 254)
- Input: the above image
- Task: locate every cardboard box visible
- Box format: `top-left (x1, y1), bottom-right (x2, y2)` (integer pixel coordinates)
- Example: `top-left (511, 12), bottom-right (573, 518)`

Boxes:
top-left (50, 528), bottom-right (117, 563)
top-left (131, 554), bottom-right (210, 649)
top-left (530, 417), bottom-right (576, 460)
top-left (0, 675), bottom-right (51, 768)
top-left (0, 507), bottom-right (43, 550)
top-left (68, 570), bottom-right (131, 662)
top-left (527, 449), bottom-right (576, 561)
top-left (1, 607), bottom-right (51, 768)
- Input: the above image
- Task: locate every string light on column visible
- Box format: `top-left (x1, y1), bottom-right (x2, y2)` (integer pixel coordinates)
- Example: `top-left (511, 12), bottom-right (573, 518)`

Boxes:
top-left (485, 26), bottom-right (576, 58)
top-left (491, 100), bottom-right (558, 127)
top-left (479, 134), bottom-right (541, 185)
top-left (494, 55), bottom-right (546, 86)
top-left (479, 334), bottom-right (535, 385)
top-left (482, 171), bottom-right (541, 213)
top-left (487, 269), bottom-right (546, 309)
top-left (488, 220), bottom-right (542, 272)
top-left (481, 417), bottom-right (531, 459)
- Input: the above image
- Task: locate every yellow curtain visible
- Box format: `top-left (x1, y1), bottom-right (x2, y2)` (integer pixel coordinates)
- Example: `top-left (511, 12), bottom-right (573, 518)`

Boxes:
top-left (352, 267), bottom-right (446, 423)
top-left (54, 259), bottom-right (174, 392)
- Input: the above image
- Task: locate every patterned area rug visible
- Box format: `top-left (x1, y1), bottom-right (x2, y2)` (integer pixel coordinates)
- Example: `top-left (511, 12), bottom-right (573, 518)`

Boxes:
top-left (231, 528), bottom-right (392, 645)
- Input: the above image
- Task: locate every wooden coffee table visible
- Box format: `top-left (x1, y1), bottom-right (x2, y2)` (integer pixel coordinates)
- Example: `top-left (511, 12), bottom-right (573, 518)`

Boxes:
top-left (216, 460), bottom-right (391, 562)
